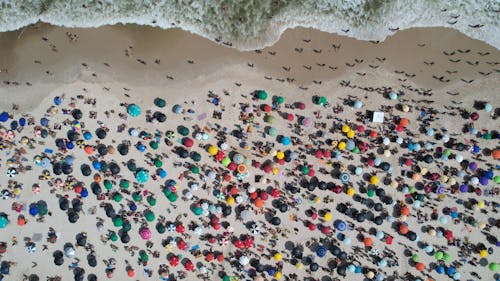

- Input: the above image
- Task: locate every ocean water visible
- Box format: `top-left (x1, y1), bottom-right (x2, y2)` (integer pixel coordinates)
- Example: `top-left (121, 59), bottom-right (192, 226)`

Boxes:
top-left (0, 0), bottom-right (498, 50)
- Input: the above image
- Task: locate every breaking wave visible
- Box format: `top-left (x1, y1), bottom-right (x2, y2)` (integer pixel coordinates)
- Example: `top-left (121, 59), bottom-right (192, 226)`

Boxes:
top-left (0, 0), bottom-right (499, 50)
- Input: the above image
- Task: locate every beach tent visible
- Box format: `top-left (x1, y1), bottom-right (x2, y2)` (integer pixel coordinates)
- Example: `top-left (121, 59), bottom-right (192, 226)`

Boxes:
top-left (372, 111), bottom-right (384, 123)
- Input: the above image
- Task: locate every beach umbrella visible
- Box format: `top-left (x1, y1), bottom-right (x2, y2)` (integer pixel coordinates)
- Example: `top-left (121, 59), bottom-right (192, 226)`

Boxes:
top-left (172, 104), bottom-right (183, 114)
top-left (310, 262), bottom-right (319, 272)
top-left (120, 232), bottom-right (130, 244)
top-left (316, 246), bottom-right (327, 257)
top-left (154, 97), bottom-right (166, 108)
top-left (177, 125), bottom-right (189, 136)
top-left (140, 228), bottom-right (151, 240)
top-left (256, 90), bottom-right (268, 100)
top-left (270, 216), bottom-right (281, 225)
top-left (135, 170), bottom-right (149, 183)
top-left (335, 220), bottom-right (347, 231)
top-left (239, 256), bottom-right (250, 265)
top-left (0, 215), bottom-right (8, 228)
top-left (127, 104), bottom-right (141, 117)
top-left (95, 128), bottom-right (107, 139)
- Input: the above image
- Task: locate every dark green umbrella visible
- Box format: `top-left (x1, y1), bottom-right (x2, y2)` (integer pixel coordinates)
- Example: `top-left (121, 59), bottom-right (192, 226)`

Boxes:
top-left (154, 159), bottom-right (163, 168)
top-left (154, 98), bottom-right (166, 108)
top-left (156, 223), bottom-right (166, 233)
top-left (257, 90), bottom-right (268, 100)
top-left (150, 141), bottom-right (158, 150)
top-left (147, 196), bottom-right (157, 206)
top-left (112, 217), bottom-right (123, 227)
top-left (109, 231), bottom-right (118, 241)
top-left (119, 180), bottom-right (130, 189)
top-left (167, 192), bottom-right (178, 202)
top-left (193, 207), bottom-right (203, 216)
top-left (177, 126), bottom-right (189, 136)
top-left (144, 210), bottom-right (155, 222)
top-left (190, 166), bottom-right (199, 174)
top-left (113, 193), bottom-right (123, 202)
top-left (127, 160), bottom-right (137, 172)
top-left (132, 192), bottom-right (142, 202)
top-left (122, 221), bottom-right (132, 232)
top-left (104, 180), bottom-right (113, 190)
top-left (191, 152), bottom-right (202, 162)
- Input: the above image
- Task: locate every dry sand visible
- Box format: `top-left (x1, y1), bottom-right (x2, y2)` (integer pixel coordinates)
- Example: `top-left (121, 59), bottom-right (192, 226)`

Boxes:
top-left (0, 23), bottom-right (498, 281)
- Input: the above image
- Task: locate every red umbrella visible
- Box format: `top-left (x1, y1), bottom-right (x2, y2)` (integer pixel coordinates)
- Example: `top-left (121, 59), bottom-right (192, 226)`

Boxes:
top-left (357, 125), bottom-right (365, 133)
top-left (208, 237), bottom-right (217, 244)
top-left (213, 222), bottom-right (221, 230)
top-left (277, 158), bottom-right (285, 165)
top-left (228, 162), bottom-right (237, 171)
top-left (395, 125), bottom-right (404, 132)
top-left (367, 159), bottom-right (375, 167)
top-left (287, 113), bottom-right (294, 121)
top-left (321, 226), bottom-right (331, 235)
top-left (230, 186), bottom-right (238, 195)
top-left (215, 151), bottom-right (225, 161)
top-left (270, 188), bottom-right (280, 198)
top-left (311, 212), bottom-right (318, 220)
top-left (315, 150), bottom-right (324, 158)
top-left (470, 112), bottom-right (479, 121)
top-left (177, 239), bottom-right (187, 250)
top-left (234, 240), bottom-right (245, 249)
top-left (323, 150), bottom-right (331, 158)
top-left (244, 237), bottom-right (254, 248)
top-left (211, 216), bottom-right (220, 224)
top-left (169, 255), bottom-right (179, 266)
top-left (184, 260), bottom-right (194, 271)
top-left (405, 159), bottom-right (413, 166)
top-left (333, 185), bottom-right (342, 194)
top-left (263, 104), bottom-right (272, 112)
top-left (216, 253), bottom-right (224, 262)
top-left (308, 169), bottom-right (315, 177)
top-left (444, 230), bottom-right (453, 241)
top-left (358, 142), bottom-right (369, 153)
top-left (205, 252), bottom-right (214, 262)
top-left (308, 222), bottom-right (316, 231)
top-left (369, 130), bottom-right (378, 138)
top-left (176, 224), bottom-right (185, 233)
top-left (182, 137), bottom-right (194, 148)
top-left (386, 236), bottom-right (393, 245)
top-left (296, 102), bottom-right (306, 110)
top-left (253, 161), bottom-right (261, 168)
top-left (260, 191), bottom-right (269, 201)
top-left (263, 165), bottom-right (272, 173)
top-left (249, 191), bottom-right (258, 199)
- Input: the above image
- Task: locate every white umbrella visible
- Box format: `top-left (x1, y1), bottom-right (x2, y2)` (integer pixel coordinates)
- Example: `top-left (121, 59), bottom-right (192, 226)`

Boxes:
top-left (239, 256), bottom-right (250, 265)
top-left (184, 191), bottom-right (193, 200)
top-left (190, 183), bottom-right (199, 191)
top-left (240, 210), bottom-right (251, 221)
top-left (220, 143), bottom-right (229, 150)
top-left (250, 224), bottom-right (260, 234)
top-left (199, 266), bottom-right (207, 274)
top-left (194, 133), bottom-right (203, 140)
top-left (194, 226), bottom-right (203, 236)
top-left (64, 246), bottom-right (75, 257)
top-left (247, 185), bottom-right (256, 193)
top-left (208, 171), bottom-right (217, 179)
top-left (202, 133), bottom-right (209, 140)
top-left (382, 138), bottom-right (390, 145)
top-left (201, 203), bottom-right (209, 210)
top-left (235, 196), bottom-right (244, 204)
top-left (396, 137), bottom-right (403, 144)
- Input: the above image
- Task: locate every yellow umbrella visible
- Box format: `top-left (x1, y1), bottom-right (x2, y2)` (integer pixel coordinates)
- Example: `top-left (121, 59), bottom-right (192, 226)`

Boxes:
top-left (347, 188), bottom-right (355, 196)
top-left (479, 249), bottom-right (488, 258)
top-left (324, 212), bottom-right (332, 221)
top-left (274, 252), bottom-right (282, 261)
top-left (276, 151), bottom-right (285, 160)
top-left (226, 196), bottom-right (235, 205)
top-left (342, 125), bottom-right (350, 133)
top-left (338, 142), bottom-right (346, 150)
top-left (346, 130), bottom-right (355, 139)
top-left (208, 145), bottom-right (218, 156)
top-left (274, 271), bottom-right (282, 279)
top-left (296, 263), bottom-right (303, 269)
top-left (478, 201), bottom-right (485, 209)
top-left (272, 167), bottom-right (279, 175)
top-left (370, 175), bottom-right (379, 185)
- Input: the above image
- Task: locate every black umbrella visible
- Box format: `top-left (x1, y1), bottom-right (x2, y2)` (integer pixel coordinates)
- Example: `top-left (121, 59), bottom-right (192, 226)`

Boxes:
top-left (255, 263), bottom-right (265, 272)
top-left (97, 144), bottom-right (108, 156)
top-left (278, 203), bottom-right (288, 213)
top-left (337, 265), bottom-right (347, 276)
top-left (87, 253), bottom-right (97, 267)
top-left (53, 250), bottom-right (64, 265)
top-left (423, 154), bottom-right (433, 164)
top-left (318, 181), bottom-right (327, 190)
top-left (382, 196), bottom-right (393, 205)
top-left (0, 261), bottom-right (10, 275)
top-left (232, 130), bottom-right (243, 139)
top-left (73, 267), bottom-right (84, 281)
top-left (67, 130), bottom-right (79, 141)
top-left (380, 162), bottom-right (390, 171)
top-left (127, 160), bottom-right (137, 172)
top-left (330, 245), bottom-right (341, 256)
top-left (303, 256), bottom-right (312, 265)
top-left (270, 216), bottom-right (281, 225)
top-left (109, 162), bottom-right (120, 175)
top-left (177, 148), bottom-right (189, 158)
top-left (121, 232), bottom-right (130, 243)
top-left (375, 188), bottom-right (386, 197)
top-left (62, 162), bottom-right (73, 175)
top-left (292, 247), bottom-right (303, 259)
top-left (72, 199), bottom-right (83, 212)
top-left (40, 129), bottom-right (48, 138)
top-left (59, 197), bottom-right (69, 211)
top-left (80, 164), bottom-right (91, 176)
top-left (87, 274), bottom-right (97, 281)
top-left (104, 204), bottom-right (116, 218)
top-left (407, 231), bottom-right (417, 241)
top-left (95, 128), bottom-right (107, 139)
top-left (310, 262), bottom-right (319, 272)
top-left (336, 203), bottom-right (348, 214)
top-left (456, 143), bottom-right (465, 151)
top-left (91, 182), bottom-right (102, 196)
top-left (307, 182), bottom-right (316, 192)
top-left (72, 109), bottom-right (83, 120)
top-left (365, 199), bottom-right (375, 209)
top-left (222, 205), bottom-right (232, 217)
top-left (374, 203), bottom-right (383, 212)
top-left (53, 162), bottom-right (62, 175)
top-left (55, 138), bottom-right (65, 149)
top-left (68, 209), bottom-right (79, 223)
top-left (116, 143), bottom-right (128, 156)
top-left (76, 233), bottom-right (87, 247)
top-left (28, 274), bottom-right (40, 281)
top-left (154, 112), bottom-right (167, 122)
top-left (373, 216), bottom-right (383, 225)
top-left (356, 212), bottom-right (366, 222)
top-left (364, 210), bottom-right (375, 221)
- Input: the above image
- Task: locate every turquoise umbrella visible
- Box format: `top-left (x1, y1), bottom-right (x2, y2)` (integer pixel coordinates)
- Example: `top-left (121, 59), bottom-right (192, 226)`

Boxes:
top-left (127, 104), bottom-right (141, 117)
top-left (0, 215), bottom-right (8, 228)
top-left (135, 170), bottom-right (149, 183)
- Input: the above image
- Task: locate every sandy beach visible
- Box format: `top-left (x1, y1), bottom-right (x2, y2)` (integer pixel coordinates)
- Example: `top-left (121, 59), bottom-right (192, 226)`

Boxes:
top-left (0, 23), bottom-right (499, 281)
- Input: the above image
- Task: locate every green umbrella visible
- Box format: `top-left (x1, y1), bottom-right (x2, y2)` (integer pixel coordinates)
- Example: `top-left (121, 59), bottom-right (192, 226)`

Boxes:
top-left (489, 262), bottom-right (499, 272)
top-left (140, 252), bottom-right (149, 262)
top-left (119, 179), bottom-right (130, 189)
top-left (156, 223), bottom-right (166, 234)
top-left (122, 221), bottom-right (132, 232)
top-left (367, 189), bottom-right (375, 197)
top-left (221, 157), bottom-right (231, 167)
top-left (113, 193), bottom-right (123, 202)
top-left (104, 180), bottom-right (113, 190)
top-left (132, 192), bottom-right (142, 202)
top-left (257, 90), bottom-right (268, 100)
top-left (100, 161), bottom-right (108, 173)
top-left (319, 96), bottom-right (327, 105)
top-left (193, 207), bottom-right (203, 216)
top-left (154, 98), bottom-right (166, 108)
top-left (301, 165), bottom-right (310, 175)
top-left (113, 217), bottom-right (123, 227)
top-left (352, 146), bottom-right (360, 154)
top-left (494, 175), bottom-right (500, 184)
top-left (127, 104), bottom-right (141, 117)
top-left (0, 215), bottom-right (8, 228)
top-left (136, 170), bottom-right (149, 183)
top-left (109, 231), bottom-right (118, 241)
top-left (177, 125), bottom-right (189, 136)
top-left (163, 188), bottom-right (171, 197)
top-left (154, 159), bottom-right (163, 168)
top-left (274, 96), bottom-right (284, 104)
top-left (443, 252), bottom-right (451, 262)
top-left (147, 196), bottom-right (157, 206)
top-left (222, 276), bottom-right (230, 281)
top-left (412, 254), bottom-right (419, 262)
top-left (167, 192), bottom-right (178, 202)
top-left (127, 161), bottom-right (137, 172)
top-left (150, 141), bottom-right (158, 150)
top-left (144, 210), bottom-right (155, 222)
top-left (267, 127), bottom-right (278, 137)
top-left (484, 133), bottom-right (492, 140)
top-left (191, 152), bottom-right (202, 162)
top-left (190, 166), bottom-right (199, 174)
top-left (37, 201), bottom-right (48, 216)
top-left (435, 251), bottom-right (443, 260)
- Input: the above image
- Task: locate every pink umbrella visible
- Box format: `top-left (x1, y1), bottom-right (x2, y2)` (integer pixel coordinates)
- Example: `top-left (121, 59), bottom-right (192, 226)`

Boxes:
top-left (140, 228), bottom-right (152, 240)
top-left (301, 117), bottom-right (312, 127)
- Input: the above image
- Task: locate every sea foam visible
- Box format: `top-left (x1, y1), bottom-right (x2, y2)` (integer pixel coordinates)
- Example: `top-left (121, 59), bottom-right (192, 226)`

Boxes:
top-left (0, 0), bottom-right (498, 50)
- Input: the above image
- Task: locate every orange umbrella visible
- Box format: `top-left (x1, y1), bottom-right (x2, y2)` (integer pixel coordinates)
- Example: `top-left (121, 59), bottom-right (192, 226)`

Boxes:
top-left (94, 174), bottom-right (102, 183)
top-left (415, 262), bottom-right (425, 271)
top-left (400, 205), bottom-right (410, 216)
top-left (399, 224), bottom-right (409, 235)
top-left (493, 149), bottom-right (500, 160)
top-left (254, 198), bottom-right (264, 208)
top-left (17, 215), bottom-right (26, 226)
top-left (127, 269), bottom-right (135, 277)
top-left (363, 237), bottom-right (373, 247)
top-left (205, 252), bottom-right (214, 262)
top-left (216, 253), bottom-right (224, 262)
top-left (84, 146), bottom-right (94, 154)
top-left (399, 118), bottom-right (409, 127)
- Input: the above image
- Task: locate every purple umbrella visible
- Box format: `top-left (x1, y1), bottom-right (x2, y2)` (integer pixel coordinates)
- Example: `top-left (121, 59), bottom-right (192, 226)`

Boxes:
top-left (459, 184), bottom-right (469, 193)
top-left (479, 177), bottom-right (488, 186)
top-left (469, 162), bottom-right (477, 171)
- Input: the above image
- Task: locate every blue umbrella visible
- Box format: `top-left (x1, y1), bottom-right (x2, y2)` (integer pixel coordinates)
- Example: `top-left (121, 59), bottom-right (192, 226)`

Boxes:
top-left (92, 161), bottom-right (101, 170)
top-left (19, 118), bottom-right (26, 127)
top-left (66, 142), bottom-right (74, 149)
top-left (157, 169), bottom-right (167, 178)
top-left (54, 96), bottom-right (62, 105)
top-left (354, 266), bottom-right (362, 273)
top-left (136, 170), bottom-right (149, 183)
top-left (335, 220), bottom-right (347, 231)
top-left (127, 104), bottom-right (141, 117)
top-left (446, 267), bottom-right (455, 276)
top-left (172, 104), bottom-right (183, 114)
top-left (435, 265), bottom-right (444, 274)
top-left (0, 215), bottom-right (8, 228)
top-left (281, 136), bottom-right (291, 146)
top-left (80, 188), bottom-right (88, 198)
top-left (83, 131), bottom-right (92, 140)
top-left (340, 173), bottom-right (350, 183)
top-left (29, 204), bottom-right (39, 216)
top-left (40, 117), bottom-right (49, 126)
top-left (10, 121), bottom-right (18, 130)
top-left (0, 112), bottom-right (9, 122)
top-left (316, 246), bottom-right (327, 257)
